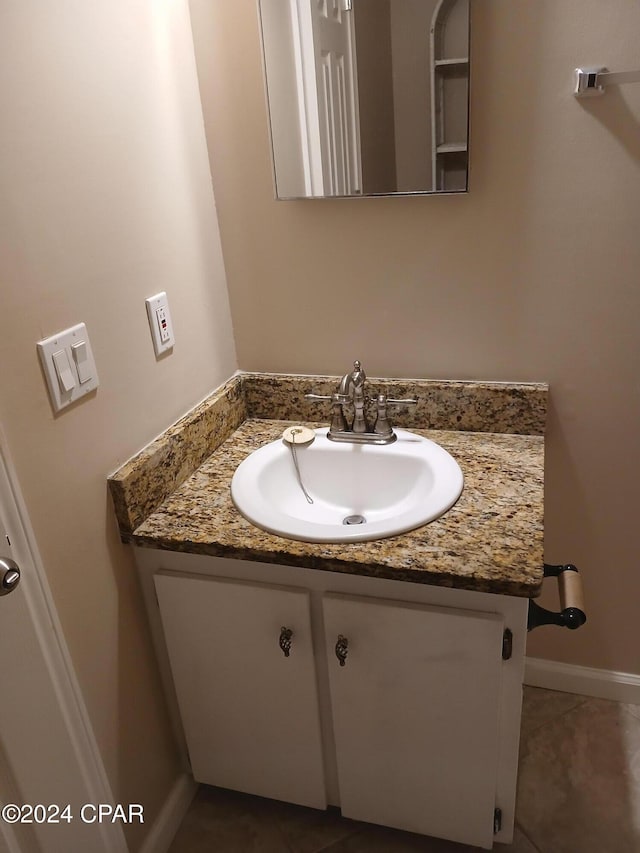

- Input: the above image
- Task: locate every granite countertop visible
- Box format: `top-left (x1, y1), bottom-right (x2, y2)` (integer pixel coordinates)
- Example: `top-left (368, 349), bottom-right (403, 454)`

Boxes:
top-left (109, 373), bottom-right (547, 598)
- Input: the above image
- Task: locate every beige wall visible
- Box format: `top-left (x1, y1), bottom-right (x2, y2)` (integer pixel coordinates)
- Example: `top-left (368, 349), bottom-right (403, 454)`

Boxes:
top-left (0, 1), bottom-right (236, 849)
top-left (193, 0), bottom-right (640, 676)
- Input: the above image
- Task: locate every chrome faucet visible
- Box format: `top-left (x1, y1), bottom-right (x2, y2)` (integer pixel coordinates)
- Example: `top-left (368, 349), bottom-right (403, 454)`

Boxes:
top-left (306, 360), bottom-right (417, 445)
top-left (338, 360), bottom-right (369, 433)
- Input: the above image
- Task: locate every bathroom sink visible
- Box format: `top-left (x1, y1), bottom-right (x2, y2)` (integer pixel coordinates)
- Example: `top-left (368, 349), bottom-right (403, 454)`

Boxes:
top-left (231, 428), bottom-right (463, 543)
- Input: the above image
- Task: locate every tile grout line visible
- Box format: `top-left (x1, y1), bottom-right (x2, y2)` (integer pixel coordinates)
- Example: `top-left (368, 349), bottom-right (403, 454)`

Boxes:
top-left (313, 825), bottom-right (370, 853)
top-left (515, 820), bottom-right (544, 853)
top-left (521, 695), bottom-right (591, 738)
top-left (516, 697), bottom-right (593, 851)
top-left (307, 824), bottom-right (365, 853)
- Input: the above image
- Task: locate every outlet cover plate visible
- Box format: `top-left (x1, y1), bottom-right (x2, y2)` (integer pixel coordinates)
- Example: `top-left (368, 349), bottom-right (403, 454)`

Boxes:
top-left (145, 292), bottom-right (175, 356)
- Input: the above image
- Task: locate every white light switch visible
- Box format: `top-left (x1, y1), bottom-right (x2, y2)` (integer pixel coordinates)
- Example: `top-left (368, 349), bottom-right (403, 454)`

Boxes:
top-left (52, 349), bottom-right (76, 393)
top-left (71, 340), bottom-right (92, 383)
top-left (145, 292), bottom-right (175, 356)
top-left (37, 323), bottom-right (99, 413)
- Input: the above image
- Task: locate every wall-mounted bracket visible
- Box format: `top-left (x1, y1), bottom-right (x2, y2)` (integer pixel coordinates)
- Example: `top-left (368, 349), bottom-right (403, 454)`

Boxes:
top-left (528, 564), bottom-right (587, 632)
top-left (575, 66), bottom-right (640, 97)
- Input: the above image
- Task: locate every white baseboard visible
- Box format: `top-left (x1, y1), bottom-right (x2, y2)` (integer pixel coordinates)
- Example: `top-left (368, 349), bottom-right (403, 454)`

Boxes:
top-left (525, 657), bottom-right (640, 705)
top-left (139, 773), bottom-right (198, 853)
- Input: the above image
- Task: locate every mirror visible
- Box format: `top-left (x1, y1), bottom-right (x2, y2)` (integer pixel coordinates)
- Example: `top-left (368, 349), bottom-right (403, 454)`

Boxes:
top-left (258, 0), bottom-right (470, 199)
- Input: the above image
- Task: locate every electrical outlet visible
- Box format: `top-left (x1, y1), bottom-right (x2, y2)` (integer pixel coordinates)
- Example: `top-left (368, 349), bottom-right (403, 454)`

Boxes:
top-left (145, 292), bottom-right (175, 356)
top-left (156, 306), bottom-right (171, 343)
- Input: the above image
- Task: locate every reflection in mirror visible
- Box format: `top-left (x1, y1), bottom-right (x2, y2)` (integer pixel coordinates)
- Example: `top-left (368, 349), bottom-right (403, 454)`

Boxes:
top-left (258, 0), bottom-right (470, 199)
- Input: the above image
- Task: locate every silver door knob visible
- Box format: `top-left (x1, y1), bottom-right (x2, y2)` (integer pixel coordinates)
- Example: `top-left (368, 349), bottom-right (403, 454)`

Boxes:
top-left (0, 557), bottom-right (21, 596)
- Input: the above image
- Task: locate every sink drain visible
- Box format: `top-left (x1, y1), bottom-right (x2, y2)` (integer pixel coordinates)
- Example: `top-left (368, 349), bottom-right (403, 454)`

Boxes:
top-left (343, 514), bottom-right (367, 526)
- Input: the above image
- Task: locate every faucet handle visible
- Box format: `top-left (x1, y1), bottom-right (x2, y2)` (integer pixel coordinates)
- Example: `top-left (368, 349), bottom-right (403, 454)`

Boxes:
top-left (305, 393), bottom-right (332, 403)
top-left (305, 392), bottom-right (350, 403)
top-left (306, 392), bottom-right (349, 432)
top-left (372, 394), bottom-right (392, 437)
top-left (386, 396), bottom-right (418, 406)
top-left (372, 394), bottom-right (418, 437)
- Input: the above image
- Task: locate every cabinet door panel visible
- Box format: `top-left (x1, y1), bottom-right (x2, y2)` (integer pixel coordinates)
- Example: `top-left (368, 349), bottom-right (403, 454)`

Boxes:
top-left (323, 593), bottom-right (503, 849)
top-left (155, 573), bottom-right (326, 808)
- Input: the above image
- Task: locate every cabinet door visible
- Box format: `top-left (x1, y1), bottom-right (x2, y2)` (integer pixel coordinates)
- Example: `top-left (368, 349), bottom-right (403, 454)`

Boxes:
top-left (323, 593), bottom-right (503, 849)
top-left (155, 573), bottom-right (326, 809)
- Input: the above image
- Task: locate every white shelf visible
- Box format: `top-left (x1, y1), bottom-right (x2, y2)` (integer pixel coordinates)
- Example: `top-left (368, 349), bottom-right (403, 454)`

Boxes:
top-left (434, 57), bottom-right (469, 69)
top-left (430, 0), bottom-right (470, 191)
top-left (436, 142), bottom-right (468, 154)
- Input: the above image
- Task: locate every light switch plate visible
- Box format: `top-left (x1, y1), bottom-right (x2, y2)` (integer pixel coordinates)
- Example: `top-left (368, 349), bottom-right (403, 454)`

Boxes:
top-left (145, 292), bottom-right (175, 356)
top-left (37, 323), bottom-right (99, 413)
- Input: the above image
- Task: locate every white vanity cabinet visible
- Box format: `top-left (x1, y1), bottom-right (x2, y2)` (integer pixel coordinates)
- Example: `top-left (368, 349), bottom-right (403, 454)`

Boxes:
top-left (154, 573), bottom-right (327, 809)
top-left (323, 594), bottom-right (504, 848)
top-left (139, 551), bottom-right (528, 850)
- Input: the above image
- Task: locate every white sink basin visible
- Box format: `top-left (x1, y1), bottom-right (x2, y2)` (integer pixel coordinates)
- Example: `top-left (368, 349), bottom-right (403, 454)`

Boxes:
top-left (231, 428), bottom-right (463, 543)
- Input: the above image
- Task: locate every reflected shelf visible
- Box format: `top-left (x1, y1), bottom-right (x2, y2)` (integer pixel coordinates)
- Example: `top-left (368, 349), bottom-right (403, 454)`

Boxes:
top-left (434, 57), bottom-right (469, 69)
top-left (436, 142), bottom-right (468, 154)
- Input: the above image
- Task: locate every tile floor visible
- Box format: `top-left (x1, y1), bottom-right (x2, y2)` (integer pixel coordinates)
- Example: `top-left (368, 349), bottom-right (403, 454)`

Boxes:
top-left (168, 687), bottom-right (640, 853)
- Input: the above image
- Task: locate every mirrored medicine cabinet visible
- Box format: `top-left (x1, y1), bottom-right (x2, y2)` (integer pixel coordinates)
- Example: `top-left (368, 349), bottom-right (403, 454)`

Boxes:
top-left (258, 0), bottom-right (470, 199)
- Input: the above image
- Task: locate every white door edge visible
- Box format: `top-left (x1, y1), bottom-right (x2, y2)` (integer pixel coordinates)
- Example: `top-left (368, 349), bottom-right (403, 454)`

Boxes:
top-left (0, 425), bottom-right (128, 853)
top-left (292, 0), bottom-right (324, 194)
